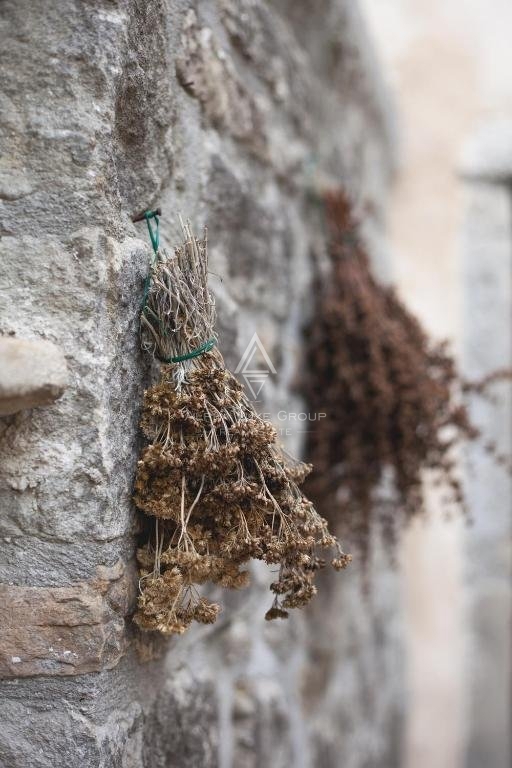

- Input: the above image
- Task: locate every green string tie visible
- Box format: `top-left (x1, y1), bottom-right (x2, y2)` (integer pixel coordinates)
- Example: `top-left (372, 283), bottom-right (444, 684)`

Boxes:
top-left (161, 338), bottom-right (217, 364)
top-left (137, 208), bottom-right (216, 365)
top-left (144, 209), bottom-right (160, 255)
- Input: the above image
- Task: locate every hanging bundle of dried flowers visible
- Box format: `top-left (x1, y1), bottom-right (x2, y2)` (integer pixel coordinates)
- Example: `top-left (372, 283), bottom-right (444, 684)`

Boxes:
top-left (303, 190), bottom-right (484, 551)
top-left (134, 216), bottom-right (350, 636)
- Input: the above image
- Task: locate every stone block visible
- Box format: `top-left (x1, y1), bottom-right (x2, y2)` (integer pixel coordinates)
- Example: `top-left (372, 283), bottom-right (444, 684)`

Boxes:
top-left (0, 561), bottom-right (134, 678)
top-left (144, 666), bottom-right (219, 768)
top-left (233, 677), bottom-right (293, 768)
top-left (0, 337), bottom-right (68, 416)
top-left (176, 9), bottom-right (266, 157)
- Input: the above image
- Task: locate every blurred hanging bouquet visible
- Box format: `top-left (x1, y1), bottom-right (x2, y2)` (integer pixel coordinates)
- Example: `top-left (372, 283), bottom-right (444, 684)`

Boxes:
top-left (302, 190), bottom-right (498, 553)
top-left (133, 215), bottom-right (350, 636)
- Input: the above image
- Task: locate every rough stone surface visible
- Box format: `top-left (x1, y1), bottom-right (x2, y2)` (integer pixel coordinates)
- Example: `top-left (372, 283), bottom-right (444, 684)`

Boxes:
top-left (144, 666), bottom-right (219, 767)
top-left (0, 656), bottom-right (179, 768)
top-left (305, 534), bottom-right (403, 768)
top-left (462, 176), bottom-right (512, 768)
top-left (232, 677), bottom-right (293, 768)
top-left (176, 9), bottom-right (266, 157)
top-left (0, 337), bottom-right (69, 416)
top-left (0, 1), bottom-right (400, 766)
top-left (0, 561), bottom-right (134, 678)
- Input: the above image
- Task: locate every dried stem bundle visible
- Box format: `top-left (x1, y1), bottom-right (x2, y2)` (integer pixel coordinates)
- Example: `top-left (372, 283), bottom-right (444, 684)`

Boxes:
top-left (134, 219), bottom-right (349, 635)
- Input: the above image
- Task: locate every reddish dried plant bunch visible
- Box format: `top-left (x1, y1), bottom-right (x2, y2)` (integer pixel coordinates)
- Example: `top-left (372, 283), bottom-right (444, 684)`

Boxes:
top-left (134, 222), bottom-right (349, 636)
top-left (303, 191), bottom-right (481, 549)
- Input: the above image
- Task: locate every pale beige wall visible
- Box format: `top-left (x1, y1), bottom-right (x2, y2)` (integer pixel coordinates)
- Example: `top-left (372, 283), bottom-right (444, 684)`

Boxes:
top-left (359, 2), bottom-right (512, 767)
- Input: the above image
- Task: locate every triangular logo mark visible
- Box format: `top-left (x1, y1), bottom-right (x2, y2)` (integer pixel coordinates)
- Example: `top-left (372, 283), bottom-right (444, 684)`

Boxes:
top-left (235, 332), bottom-right (276, 399)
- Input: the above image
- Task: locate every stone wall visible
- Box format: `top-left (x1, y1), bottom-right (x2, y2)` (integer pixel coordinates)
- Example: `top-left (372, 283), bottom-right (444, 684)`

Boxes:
top-left (0, 1), bottom-right (399, 766)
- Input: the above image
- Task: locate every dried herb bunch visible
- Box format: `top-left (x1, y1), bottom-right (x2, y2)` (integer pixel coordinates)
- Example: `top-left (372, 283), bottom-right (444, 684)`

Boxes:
top-left (303, 190), bottom-right (481, 548)
top-left (134, 219), bottom-right (349, 635)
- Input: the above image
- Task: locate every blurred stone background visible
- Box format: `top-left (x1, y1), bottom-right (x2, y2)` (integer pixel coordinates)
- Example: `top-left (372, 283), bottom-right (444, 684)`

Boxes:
top-left (0, 0), bottom-right (510, 767)
top-left (361, 1), bottom-right (512, 766)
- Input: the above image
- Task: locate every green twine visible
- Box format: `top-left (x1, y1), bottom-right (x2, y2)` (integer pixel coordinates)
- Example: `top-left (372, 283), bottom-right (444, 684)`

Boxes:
top-left (138, 208), bottom-right (216, 365)
top-left (162, 338), bottom-right (217, 364)
top-left (144, 209), bottom-right (160, 255)
top-left (139, 210), bottom-right (160, 316)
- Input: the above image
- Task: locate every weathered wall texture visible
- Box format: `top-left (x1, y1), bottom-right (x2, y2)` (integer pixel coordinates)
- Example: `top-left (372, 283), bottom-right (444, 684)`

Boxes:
top-left (460, 123), bottom-right (512, 768)
top-left (0, 1), bottom-right (398, 766)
